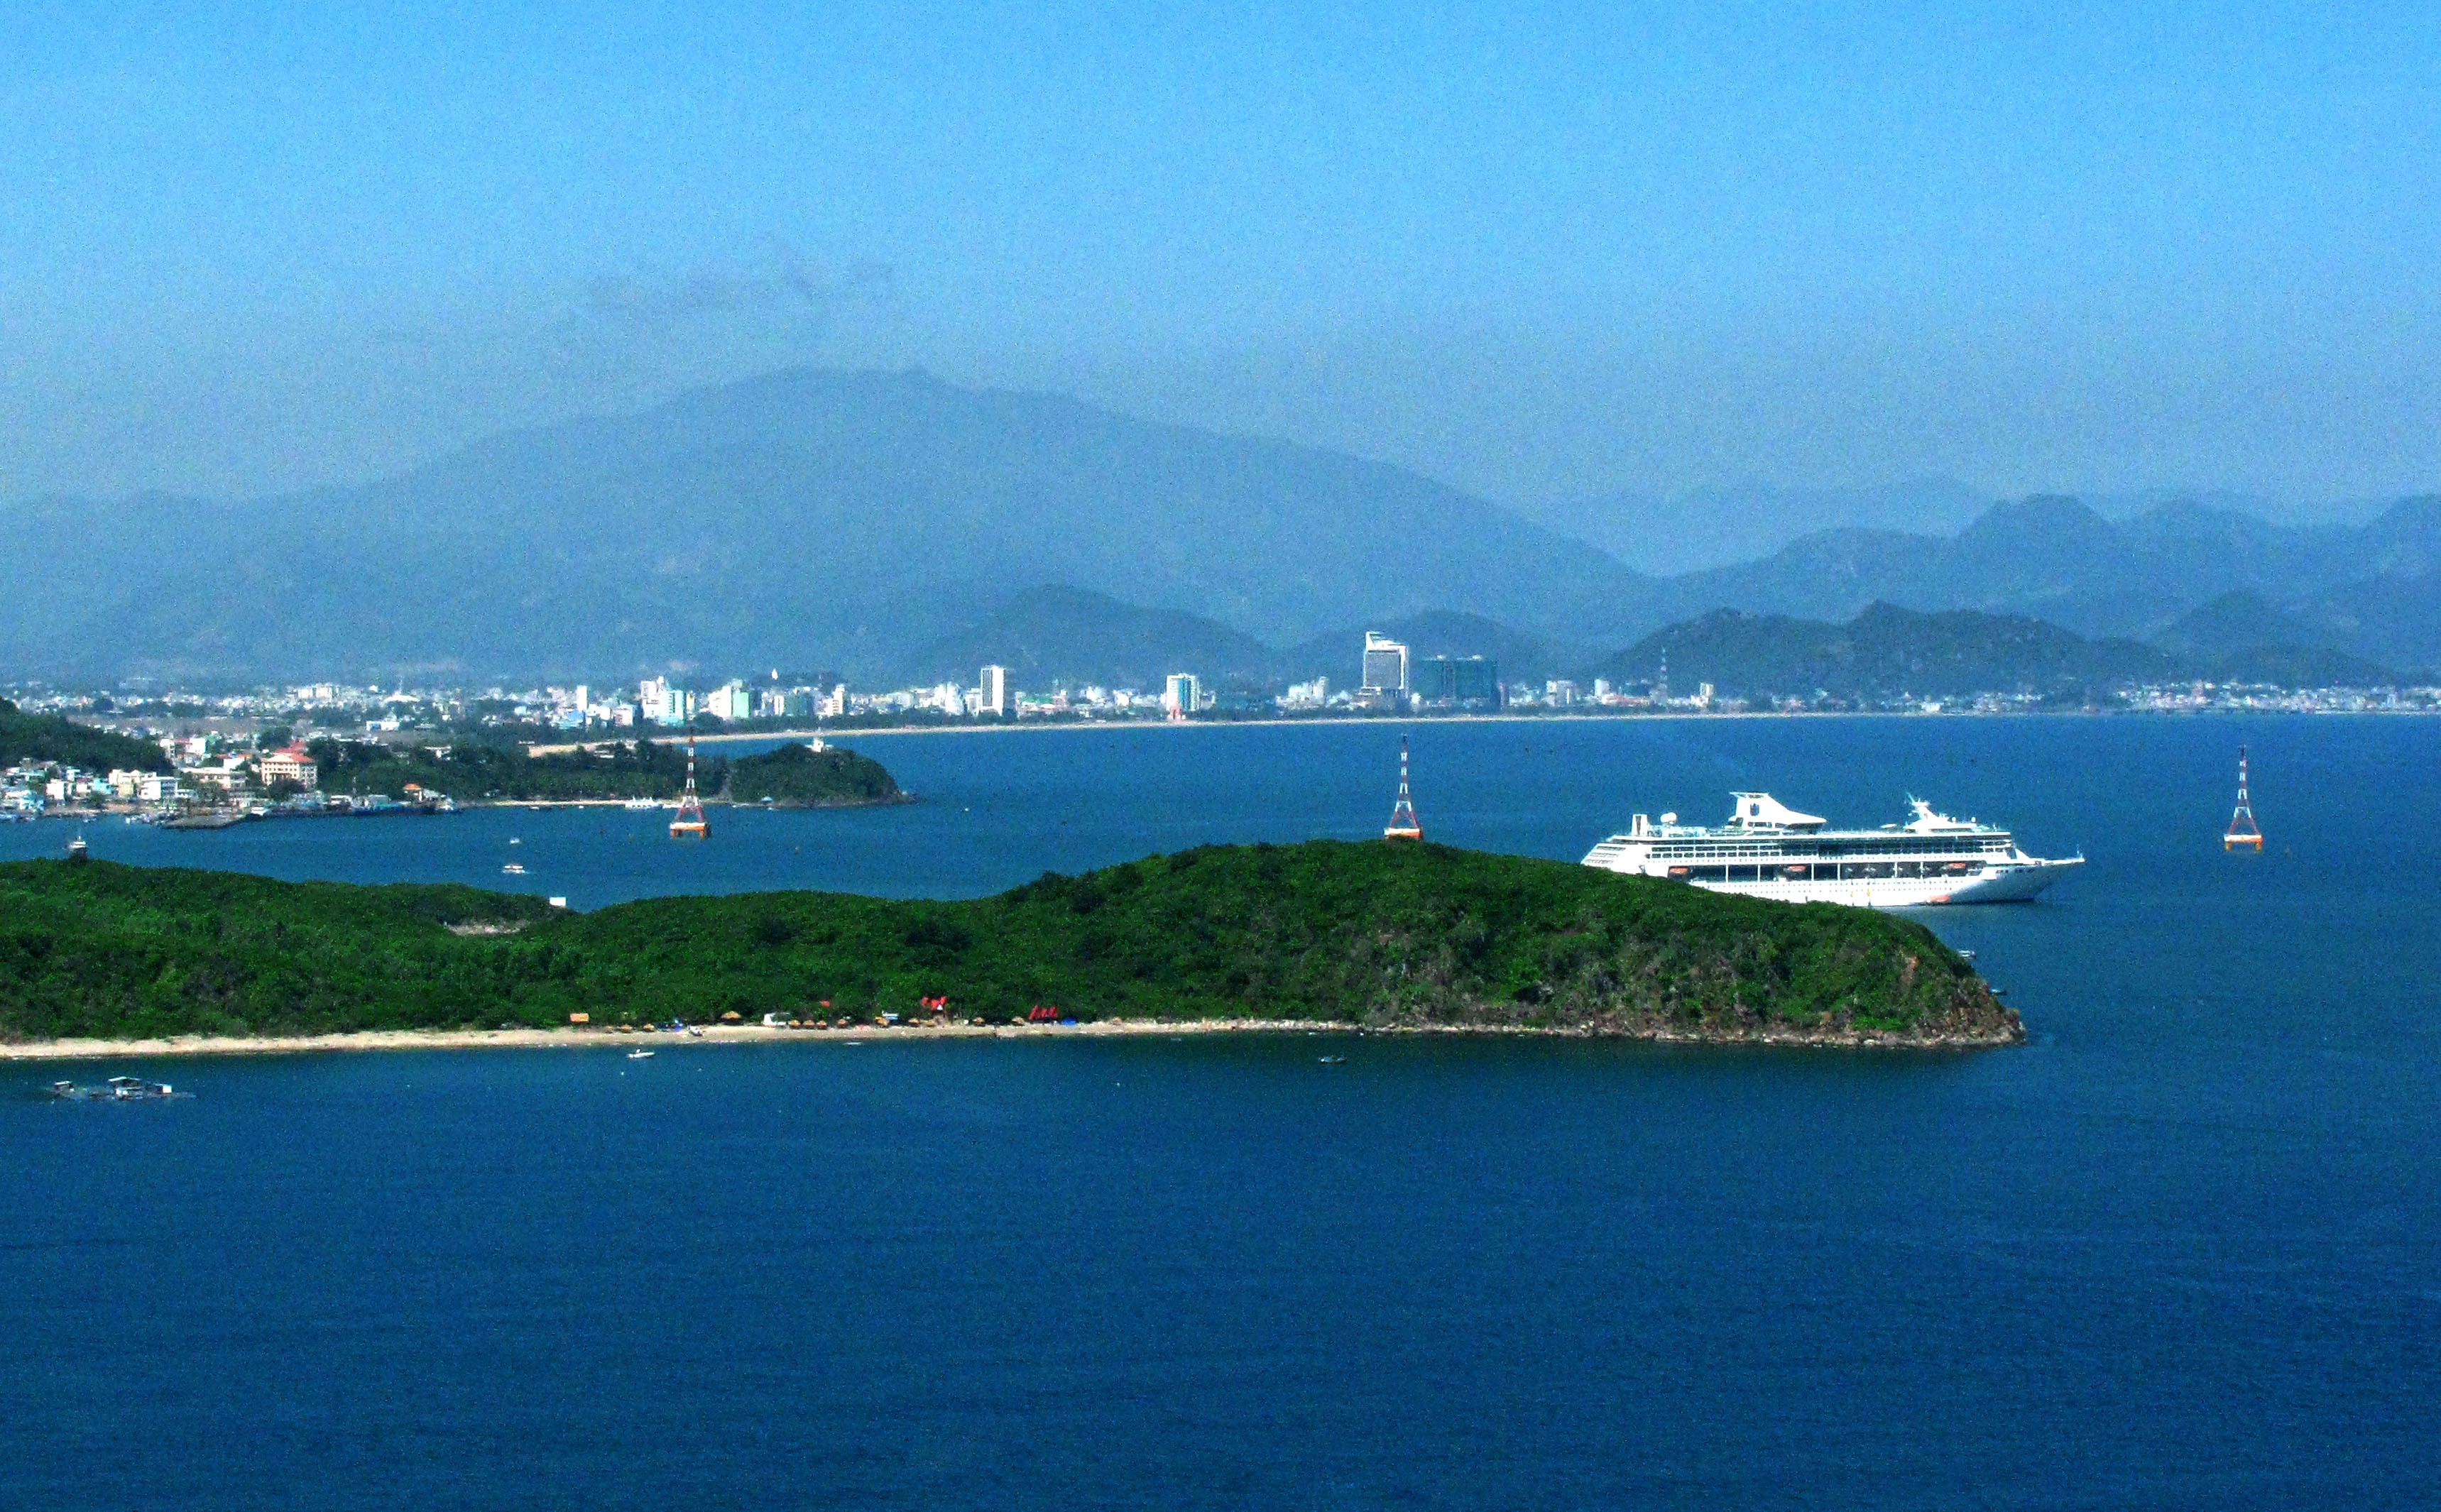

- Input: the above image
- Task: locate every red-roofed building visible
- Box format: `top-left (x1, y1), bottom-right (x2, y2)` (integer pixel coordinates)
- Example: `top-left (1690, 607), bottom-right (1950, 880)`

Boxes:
top-left (259, 745), bottom-right (319, 790)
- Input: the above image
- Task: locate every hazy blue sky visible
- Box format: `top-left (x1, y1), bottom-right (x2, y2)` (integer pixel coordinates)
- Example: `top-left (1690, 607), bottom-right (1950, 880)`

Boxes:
top-left (4, 2), bottom-right (2437, 509)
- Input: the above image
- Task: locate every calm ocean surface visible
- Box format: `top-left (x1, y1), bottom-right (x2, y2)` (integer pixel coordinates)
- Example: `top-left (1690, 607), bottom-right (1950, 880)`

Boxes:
top-left (5, 715), bottom-right (2437, 1508)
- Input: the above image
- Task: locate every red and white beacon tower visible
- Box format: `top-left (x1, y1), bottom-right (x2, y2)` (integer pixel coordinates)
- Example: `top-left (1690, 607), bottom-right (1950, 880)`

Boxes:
top-left (1384, 738), bottom-right (1424, 841)
top-left (2224, 745), bottom-right (2262, 851)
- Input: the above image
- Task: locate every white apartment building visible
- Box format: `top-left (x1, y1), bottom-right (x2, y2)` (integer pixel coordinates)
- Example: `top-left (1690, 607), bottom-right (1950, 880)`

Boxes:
top-left (259, 746), bottom-right (320, 789)
top-left (1363, 632), bottom-right (1409, 694)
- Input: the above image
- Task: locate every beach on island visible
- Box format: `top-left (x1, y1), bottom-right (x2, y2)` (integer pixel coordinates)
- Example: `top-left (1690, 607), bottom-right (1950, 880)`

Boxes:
top-left (4, 1019), bottom-right (1351, 1061)
top-left (5, 1016), bottom-right (2020, 1061)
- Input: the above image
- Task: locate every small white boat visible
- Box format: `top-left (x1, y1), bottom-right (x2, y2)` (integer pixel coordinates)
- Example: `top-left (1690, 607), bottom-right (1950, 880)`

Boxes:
top-left (508, 837), bottom-right (522, 845)
top-left (501, 862), bottom-right (526, 875)
top-left (626, 1048), bottom-right (654, 1059)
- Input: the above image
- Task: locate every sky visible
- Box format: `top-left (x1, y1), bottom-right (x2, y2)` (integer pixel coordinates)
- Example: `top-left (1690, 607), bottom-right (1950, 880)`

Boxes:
top-left (3, 1), bottom-right (2438, 512)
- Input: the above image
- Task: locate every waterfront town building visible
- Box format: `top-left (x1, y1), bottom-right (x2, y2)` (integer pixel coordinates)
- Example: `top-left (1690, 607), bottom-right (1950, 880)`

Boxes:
top-left (258, 745), bottom-right (320, 789)
top-left (1361, 632), bottom-right (1409, 699)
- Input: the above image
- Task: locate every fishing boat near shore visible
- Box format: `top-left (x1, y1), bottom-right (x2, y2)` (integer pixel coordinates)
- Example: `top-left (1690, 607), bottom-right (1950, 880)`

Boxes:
top-left (51, 1077), bottom-right (190, 1102)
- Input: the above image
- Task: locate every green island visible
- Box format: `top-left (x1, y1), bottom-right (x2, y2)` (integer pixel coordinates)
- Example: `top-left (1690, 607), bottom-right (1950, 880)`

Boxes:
top-left (0, 841), bottom-right (2019, 1047)
top-left (0, 699), bottom-right (173, 774)
top-left (307, 737), bottom-right (905, 806)
top-left (723, 742), bottom-right (911, 806)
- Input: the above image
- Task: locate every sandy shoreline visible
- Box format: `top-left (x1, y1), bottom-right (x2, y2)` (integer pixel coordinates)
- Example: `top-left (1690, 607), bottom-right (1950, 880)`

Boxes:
top-left (1, 1020), bottom-right (1346, 1061)
top-left (2, 1018), bottom-right (2013, 1061)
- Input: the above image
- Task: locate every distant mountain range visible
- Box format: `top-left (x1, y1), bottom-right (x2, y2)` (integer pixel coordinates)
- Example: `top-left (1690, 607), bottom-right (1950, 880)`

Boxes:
top-left (1525, 478), bottom-right (1992, 575)
top-left (0, 368), bottom-right (1651, 684)
top-left (3, 366), bottom-right (2434, 686)
top-left (1640, 495), bottom-right (2441, 674)
top-left (1595, 603), bottom-right (2401, 701)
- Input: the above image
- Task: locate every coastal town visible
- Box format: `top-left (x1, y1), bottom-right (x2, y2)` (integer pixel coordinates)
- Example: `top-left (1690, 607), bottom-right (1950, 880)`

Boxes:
top-left (4, 621), bottom-right (2431, 823)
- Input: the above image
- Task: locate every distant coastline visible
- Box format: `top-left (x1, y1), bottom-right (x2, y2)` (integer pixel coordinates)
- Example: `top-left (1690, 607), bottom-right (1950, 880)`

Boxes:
top-left (4, 1015), bottom-right (2016, 1062)
top-left (684, 704), bottom-right (2441, 743)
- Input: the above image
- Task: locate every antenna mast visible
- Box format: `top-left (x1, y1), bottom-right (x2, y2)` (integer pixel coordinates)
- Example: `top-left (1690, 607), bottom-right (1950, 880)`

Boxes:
top-left (670, 725), bottom-right (709, 838)
top-left (2224, 745), bottom-right (2261, 850)
top-left (1384, 737), bottom-right (1423, 840)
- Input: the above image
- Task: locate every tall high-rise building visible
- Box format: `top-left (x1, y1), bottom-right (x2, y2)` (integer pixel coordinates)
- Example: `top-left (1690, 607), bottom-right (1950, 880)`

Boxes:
top-left (1453, 657), bottom-right (1499, 704)
top-left (1414, 655), bottom-right (1500, 705)
top-left (1361, 632), bottom-right (1409, 694)
top-left (981, 664), bottom-right (1011, 716)
top-left (652, 686), bottom-right (697, 727)
top-left (637, 677), bottom-right (668, 723)
top-left (1163, 673), bottom-right (1201, 715)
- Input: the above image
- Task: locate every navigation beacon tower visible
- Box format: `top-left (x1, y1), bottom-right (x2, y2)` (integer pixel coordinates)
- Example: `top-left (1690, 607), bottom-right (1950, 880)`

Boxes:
top-left (670, 730), bottom-right (709, 839)
top-left (2224, 745), bottom-right (2261, 851)
top-left (1384, 737), bottom-right (1424, 840)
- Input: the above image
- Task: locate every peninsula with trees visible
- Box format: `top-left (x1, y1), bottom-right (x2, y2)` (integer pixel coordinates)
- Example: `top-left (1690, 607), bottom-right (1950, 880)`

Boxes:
top-left (0, 841), bottom-right (2020, 1050)
top-left (308, 738), bottom-right (906, 807)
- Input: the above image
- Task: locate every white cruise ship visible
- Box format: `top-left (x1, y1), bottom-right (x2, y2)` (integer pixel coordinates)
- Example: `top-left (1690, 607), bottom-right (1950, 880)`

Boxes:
top-left (1582, 792), bottom-right (2081, 908)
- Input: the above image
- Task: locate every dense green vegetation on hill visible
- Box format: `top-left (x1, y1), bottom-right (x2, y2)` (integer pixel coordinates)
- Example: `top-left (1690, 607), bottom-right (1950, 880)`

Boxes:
top-left (0, 700), bottom-right (173, 774)
top-left (0, 843), bottom-right (2018, 1045)
top-left (310, 736), bottom-right (706, 801)
top-left (727, 743), bottom-right (905, 806)
top-left (303, 738), bottom-right (905, 806)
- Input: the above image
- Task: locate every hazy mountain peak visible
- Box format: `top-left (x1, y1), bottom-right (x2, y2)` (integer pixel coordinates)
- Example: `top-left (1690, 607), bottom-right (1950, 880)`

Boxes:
top-left (1957, 495), bottom-right (2114, 543)
top-left (1, 368), bottom-right (1648, 682)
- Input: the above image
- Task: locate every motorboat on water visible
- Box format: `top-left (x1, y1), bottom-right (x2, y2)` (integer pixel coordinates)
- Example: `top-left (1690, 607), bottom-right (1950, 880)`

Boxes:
top-left (52, 1077), bottom-right (189, 1101)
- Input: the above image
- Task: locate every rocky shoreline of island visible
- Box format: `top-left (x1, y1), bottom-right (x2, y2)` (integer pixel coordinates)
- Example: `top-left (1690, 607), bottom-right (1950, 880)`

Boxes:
top-left (4, 1010), bottom-right (2021, 1062)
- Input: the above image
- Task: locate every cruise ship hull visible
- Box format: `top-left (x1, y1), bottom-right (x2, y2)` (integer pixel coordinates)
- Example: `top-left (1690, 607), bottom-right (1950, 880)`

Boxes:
top-left (1605, 857), bottom-right (2082, 909)
top-left (1581, 791), bottom-right (2082, 911)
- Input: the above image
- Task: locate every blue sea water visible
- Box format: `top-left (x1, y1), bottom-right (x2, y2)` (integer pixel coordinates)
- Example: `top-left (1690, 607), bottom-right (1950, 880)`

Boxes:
top-left (4, 715), bottom-right (2437, 1508)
